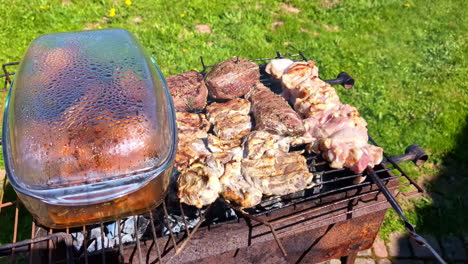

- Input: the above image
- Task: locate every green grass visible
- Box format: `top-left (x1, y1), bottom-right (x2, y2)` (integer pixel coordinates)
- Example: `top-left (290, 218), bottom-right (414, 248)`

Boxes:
top-left (0, 0), bottom-right (467, 244)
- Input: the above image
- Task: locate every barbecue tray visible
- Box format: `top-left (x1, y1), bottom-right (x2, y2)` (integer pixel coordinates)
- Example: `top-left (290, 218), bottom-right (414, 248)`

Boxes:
top-left (0, 52), bottom-right (428, 263)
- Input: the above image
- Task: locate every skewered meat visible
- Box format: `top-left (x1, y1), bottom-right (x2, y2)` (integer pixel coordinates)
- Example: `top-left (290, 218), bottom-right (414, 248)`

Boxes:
top-left (265, 58), bottom-right (294, 79)
top-left (206, 98), bottom-right (252, 140)
top-left (166, 71), bottom-right (208, 111)
top-left (247, 83), bottom-right (305, 137)
top-left (266, 59), bottom-right (383, 173)
top-left (204, 57), bottom-right (260, 100)
top-left (177, 163), bottom-right (221, 208)
top-left (281, 61), bottom-right (319, 90)
top-left (293, 77), bottom-right (342, 117)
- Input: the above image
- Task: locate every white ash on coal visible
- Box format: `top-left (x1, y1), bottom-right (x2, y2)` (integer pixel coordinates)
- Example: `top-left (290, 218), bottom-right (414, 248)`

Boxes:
top-left (70, 215), bottom-right (150, 253)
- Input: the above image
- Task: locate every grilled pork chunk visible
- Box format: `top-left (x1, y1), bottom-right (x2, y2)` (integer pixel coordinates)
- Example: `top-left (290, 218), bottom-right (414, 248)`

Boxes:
top-left (242, 131), bottom-right (290, 159)
top-left (241, 149), bottom-right (314, 196)
top-left (219, 131), bottom-right (314, 207)
top-left (247, 83), bottom-right (305, 137)
top-left (266, 59), bottom-right (383, 173)
top-left (174, 112), bottom-right (211, 172)
top-left (204, 57), bottom-right (260, 100)
top-left (206, 98), bottom-right (252, 140)
top-left (219, 161), bottom-right (263, 208)
top-left (177, 163), bottom-right (221, 208)
top-left (166, 71), bottom-right (208, 111)
top-left (265, 58), bottom-right (294, 79)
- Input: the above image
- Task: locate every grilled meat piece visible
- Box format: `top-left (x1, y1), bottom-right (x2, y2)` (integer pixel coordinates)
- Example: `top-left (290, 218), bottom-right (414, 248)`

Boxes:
top-left (241, 150), bottom-right (314, 196)
top-left (265, 58), bottom-right (294, 79)
top-left (293, 77), bottom-right (342, 118)
top-left (175, 138), bottom-right (211, 172)
top-left (268, 59), bottom-right (383, 173)
top-left (167, 71), bottom-right (208, 111)
top-left (206, 99), bottom-right (252, 140)
top-left (175, 112), bottom-right (210, 138)
top-left (281, 61), bottom-right (319, 91)
top-left (247, 83), bottom-right (305, 136)
top-left (174, 112), bottom-right (211, 172)
top-left (204, 57), bottom-right (260, 100)
top-left (242, 131), bottom-right (290, 159)
top-left (219, 161), bottom-right (263, 208)
top-left (207, 134), bottom-right (242, 153)
top-left (177, 163), bottom-right (221, 208)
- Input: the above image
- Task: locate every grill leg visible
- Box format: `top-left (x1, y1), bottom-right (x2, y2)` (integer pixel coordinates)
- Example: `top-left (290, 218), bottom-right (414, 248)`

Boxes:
top-left (341, 253), bottom-right (357, 264)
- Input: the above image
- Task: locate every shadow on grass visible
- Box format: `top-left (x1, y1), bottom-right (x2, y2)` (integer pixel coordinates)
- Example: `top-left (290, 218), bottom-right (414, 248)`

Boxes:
top-left (415, 115), bottom-right (468, 236)
top-left (0, 181), bottom-right (32, 246)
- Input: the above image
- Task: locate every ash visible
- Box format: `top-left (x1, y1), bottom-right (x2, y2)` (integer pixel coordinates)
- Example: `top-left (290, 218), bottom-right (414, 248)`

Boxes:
top-left (71, 215), bottom-right (150, 253)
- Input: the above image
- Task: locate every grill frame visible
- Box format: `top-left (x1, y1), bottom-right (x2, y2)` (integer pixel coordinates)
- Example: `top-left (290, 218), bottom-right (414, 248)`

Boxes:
top-left (0, 53), bottom-right (424, 263)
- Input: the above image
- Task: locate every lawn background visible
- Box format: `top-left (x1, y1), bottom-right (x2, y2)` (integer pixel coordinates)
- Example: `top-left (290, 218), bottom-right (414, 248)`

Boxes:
top-left (0, 0), bottom-right (467, 244)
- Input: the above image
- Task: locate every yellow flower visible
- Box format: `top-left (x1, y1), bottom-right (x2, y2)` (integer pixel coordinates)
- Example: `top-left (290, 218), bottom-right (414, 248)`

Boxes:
top-left (182, 48), bottom-right (188, 53)
top-left (125, 0), bottom-right (132, 6)
top-left (97, 26), bottom-right (103, 29)
top-left (109, 8), bottom-right (116, 17)
top-left (39, 5), bottom-right (46, 9)
top-left (180, 13), bottom-right (185, 17)
top-left (404, 3), bottom-right (411, 7)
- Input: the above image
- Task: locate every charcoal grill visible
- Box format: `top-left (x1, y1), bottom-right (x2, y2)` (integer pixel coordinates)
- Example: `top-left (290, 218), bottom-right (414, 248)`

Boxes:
top-left (0, 53), bottom-right (431, 263)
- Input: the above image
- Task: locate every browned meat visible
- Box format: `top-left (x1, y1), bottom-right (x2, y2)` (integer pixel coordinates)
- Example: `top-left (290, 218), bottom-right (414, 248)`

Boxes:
top-left (174, 112), bottom-right (211, 172)
top-left (177, 163), bottom-right (221, 208)
top-left (219, 161), bottom-right (263, 208)
top-left (242, 131), bottom-right (290, 159)
top-left (166, 71), bottom-right (208, 111)
top-left (204, 57), bottom-right (260, 100)
top-left (206, 99), bottom-right (252, 140)
top-left (267, 59), bottom-right (383, 173)
top-left (247, 83), bottom-right (305, 137)
top-left (175, 112), bottom-right (210, 138)
top-left (241, 150), bottom-right (314, 197)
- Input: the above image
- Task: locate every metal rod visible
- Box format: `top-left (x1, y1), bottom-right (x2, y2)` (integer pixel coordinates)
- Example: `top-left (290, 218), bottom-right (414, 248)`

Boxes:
top-left (99, 222), bottom-right (106, 264)
top-left (29, 222), bottom-right (35, 264)
top-left (0, 233), bottom-right (73, 253)
top-left (83, 226), bottom-right (88, 264)
top-left (0, 176), bottom-right (7, 216)
top-left (369, 138), bottom-right (425, 193)
top-left (237, 209), bottom-right (288, 257)
top-left (0, 201), bottom-right (15, 209)
top-left (162, 200), bottom-right (178, 252)
top-left (116, 219), bottom-right (124, 264)
top-left (48, 229), bottom-right (52, 264)
top-left (148, 213), bottom-right (162, 264)
top-left (133, 215), bottom-right (143, 264)
top-left (166, 205), bottom-right (212, 262)
top-left (366, 168), bottom-right (446, 264)
top-left (178, 203), bottom-right (190, 236)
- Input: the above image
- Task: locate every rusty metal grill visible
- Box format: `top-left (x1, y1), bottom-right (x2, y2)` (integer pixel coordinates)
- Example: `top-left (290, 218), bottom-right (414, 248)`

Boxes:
top-left (0, 54), bottom-right (424, 263)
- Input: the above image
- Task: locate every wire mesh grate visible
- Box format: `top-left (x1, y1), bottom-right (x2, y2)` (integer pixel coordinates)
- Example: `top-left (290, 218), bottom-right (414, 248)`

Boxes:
top-left (0, 53), bottom-right (424, 263)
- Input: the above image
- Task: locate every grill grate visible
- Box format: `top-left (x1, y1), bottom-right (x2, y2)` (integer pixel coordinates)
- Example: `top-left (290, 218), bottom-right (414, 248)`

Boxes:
top-left (0, 53), bottom-right (424, 263)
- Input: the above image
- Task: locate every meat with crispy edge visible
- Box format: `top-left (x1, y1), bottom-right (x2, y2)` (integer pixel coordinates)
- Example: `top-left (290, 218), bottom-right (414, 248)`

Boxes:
top-left (247, 83), bottom-right (305, 137)
top-left (166, 71), bottom-right (208, 112)
top-left (206, 98), bottom-right (252, 140)
top-left (266, 59), bottom-right (383, 174)
top-left (204, 57), bottom-right (260, 100)
top-left (174, 112), bottom-right (211, 172)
